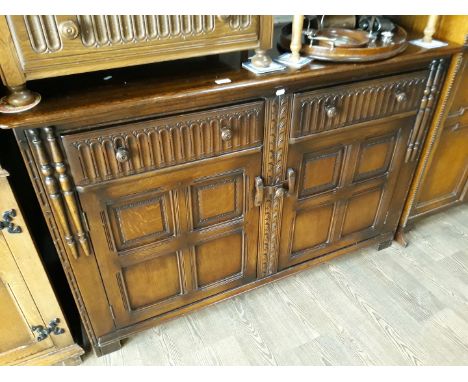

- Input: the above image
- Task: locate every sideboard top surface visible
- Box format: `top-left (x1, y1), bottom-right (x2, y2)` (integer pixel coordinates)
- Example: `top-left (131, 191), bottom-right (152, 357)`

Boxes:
top-left (0, 37), bottom-right (461, 131)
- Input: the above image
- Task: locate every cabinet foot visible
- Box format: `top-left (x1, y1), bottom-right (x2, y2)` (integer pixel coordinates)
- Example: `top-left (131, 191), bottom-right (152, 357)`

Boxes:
top-left (395, 230), bottom-right (409, 248)
top-left (251, 48), bottom-right (272, 68)
top-left (0, 84), bottom-right (41, 113)
top-left (377, 239), bottom-right (393, 251)
top-left (94, 339), bottom-right (122, 357)
top-left (60, 355), bottom-right (82, 366)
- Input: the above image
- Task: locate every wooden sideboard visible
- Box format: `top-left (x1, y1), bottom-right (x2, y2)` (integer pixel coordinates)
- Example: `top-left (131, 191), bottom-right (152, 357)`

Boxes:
top-left (0, 165), bottom-right (83, 365)
top-left (0, 20), bottom-right (462, 356)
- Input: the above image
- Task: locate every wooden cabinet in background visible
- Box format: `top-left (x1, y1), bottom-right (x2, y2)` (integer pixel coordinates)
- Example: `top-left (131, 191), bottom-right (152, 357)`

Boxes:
top-left (395, 20), bottom-right (467, 242)
top-left (0, 166), bottom-right (83, 365)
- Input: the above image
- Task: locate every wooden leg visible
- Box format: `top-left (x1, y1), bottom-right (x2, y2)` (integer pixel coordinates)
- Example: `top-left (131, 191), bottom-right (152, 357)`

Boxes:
top-left (0, 84), bottom-right (41, 113)
top-left (251, 48), bottom-right (272, 68)
top-left (93, 339), bottom-right (122, 357)
top-left (395, 229), bottom-right (409, 248)
top-left (377, 239), bottom-right (393, 251)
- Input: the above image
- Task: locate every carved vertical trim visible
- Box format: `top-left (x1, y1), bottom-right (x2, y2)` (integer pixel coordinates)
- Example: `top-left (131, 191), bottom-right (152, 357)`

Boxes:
top-left (43, 127), bottom-right (92, 257)
top-left (15, 131), bottom-right (99, 348)
top-left (410, 59), bottom-right (445, 161)
top-left (27, 128), bottom-right (79, 259)
top-left (404, 59), bottom-right (446, 163)
top-left (258, 94), bottom-right (292, 278)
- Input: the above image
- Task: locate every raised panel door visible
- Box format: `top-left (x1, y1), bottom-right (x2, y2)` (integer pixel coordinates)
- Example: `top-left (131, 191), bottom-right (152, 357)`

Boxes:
top-left (78, 151), bottom-right (261, 328)
top-left (278, 117), bottom-right (414, 270)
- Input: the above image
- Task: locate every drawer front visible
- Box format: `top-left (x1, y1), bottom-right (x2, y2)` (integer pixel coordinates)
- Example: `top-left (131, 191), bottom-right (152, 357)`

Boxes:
top-left (8, 15), bottom-right (263, 79)
top-left (61, 101), bottom-right (265, 186)
top-left (291, 71), bottom-right (429, 139)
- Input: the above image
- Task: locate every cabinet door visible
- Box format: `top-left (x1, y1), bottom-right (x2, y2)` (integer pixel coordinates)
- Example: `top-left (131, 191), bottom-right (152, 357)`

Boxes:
top-left (414, 118), bottom-right (468, 214)
top-left (78, 152), bottom-right (260, 328)
top-left (412, 57), bottom-right (468, 215)
top-left (0, 233), bottom-right (55, 364)
top-left (278, 117), bottom-right (413, 270)
top-left (0, 169), bottom-right (80, 365)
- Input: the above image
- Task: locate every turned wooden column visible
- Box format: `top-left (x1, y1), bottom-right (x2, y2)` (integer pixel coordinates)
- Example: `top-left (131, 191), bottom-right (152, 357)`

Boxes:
top-left (290, 15), bottom-right (304, 62)
top-left (423, 15), bottom-right (440, 43)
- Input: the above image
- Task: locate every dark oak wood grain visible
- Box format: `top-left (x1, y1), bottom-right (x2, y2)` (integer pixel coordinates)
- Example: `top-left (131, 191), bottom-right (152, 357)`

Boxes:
top-left (4, 29), bottom-right (459, 356)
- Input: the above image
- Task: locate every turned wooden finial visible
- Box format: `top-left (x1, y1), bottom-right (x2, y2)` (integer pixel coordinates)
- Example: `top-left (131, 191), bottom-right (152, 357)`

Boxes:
top-left (290, 15), bottom-right (304, 62)
top-left (423, 15), bottom-right (440, 43)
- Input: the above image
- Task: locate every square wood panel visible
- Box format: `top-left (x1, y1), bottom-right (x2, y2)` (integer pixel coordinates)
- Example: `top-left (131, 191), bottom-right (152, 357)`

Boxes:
top-left (120, 253), bottom-right (182, 311)
top-left (194, 231), bottom-right (244, 288)
top-left (341, 188), bottom-right (383, 237)
top-left (191, 172), bottom-right (243, 229)
top-left (107, 190), bottom-right (174, 252)
top-left (354, 134), bottom-right (396, 182)
top-left (298, 147), bottom-right (344, 198)
top-left (291, 203), bottom-right (335, 255)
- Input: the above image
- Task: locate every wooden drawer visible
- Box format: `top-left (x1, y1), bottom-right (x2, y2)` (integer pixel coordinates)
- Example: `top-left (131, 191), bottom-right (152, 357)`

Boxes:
top-left (291, 71), bottom-right (430, 139)
top-left (61, 101), bottom-right (265, 186)
top-left (7, 15), bottom-right (269, 80)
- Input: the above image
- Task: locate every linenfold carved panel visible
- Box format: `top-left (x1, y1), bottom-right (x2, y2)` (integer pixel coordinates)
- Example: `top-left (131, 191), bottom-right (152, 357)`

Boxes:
top-left (61, 101), bottom-right (264, 186)
top-left (22, 15), bottom-right (254, 53)
top-left (291, 72), bottom-right (429, 138)
top-left (77, 16), bottom-right (253, 47)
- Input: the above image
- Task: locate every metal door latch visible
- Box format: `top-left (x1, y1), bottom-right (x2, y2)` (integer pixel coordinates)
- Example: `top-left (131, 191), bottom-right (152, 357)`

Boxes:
top-left (32, 318), bottom-right (65, 342)
top-left (254, 168), bottom-right (296, 207)
top-left (0, 209), bottom-right (22, 234)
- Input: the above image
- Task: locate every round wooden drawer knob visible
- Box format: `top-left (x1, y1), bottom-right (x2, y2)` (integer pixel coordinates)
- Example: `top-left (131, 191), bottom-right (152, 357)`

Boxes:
top-left (217, 15), bottom-right (232, 22)
top-left (221, 127), bottom-right (233, 142)
top-left (115, 147), bottom-right (130, 163)
top-left (325, 105), bottom-right (338, 118)
top-left (395, 92), bottom-right (408, 103)
top-left (59, 20), bottom-right (80, 40)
